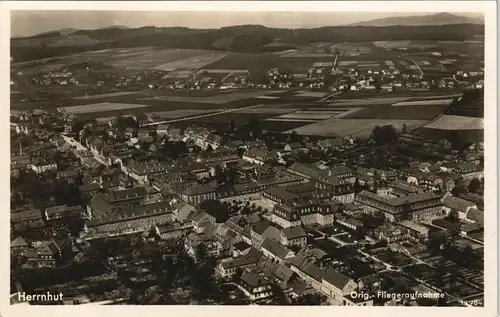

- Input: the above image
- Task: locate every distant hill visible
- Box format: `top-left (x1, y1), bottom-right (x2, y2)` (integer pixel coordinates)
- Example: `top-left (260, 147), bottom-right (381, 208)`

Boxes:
top-left (351, 13), bottom-right (484, 26)
top-left (29, 28), bottom-right (79, 38)
top-left (97, 25), bottom-right (130, 30)
top-left (11, 23), bottom-right (485, 62)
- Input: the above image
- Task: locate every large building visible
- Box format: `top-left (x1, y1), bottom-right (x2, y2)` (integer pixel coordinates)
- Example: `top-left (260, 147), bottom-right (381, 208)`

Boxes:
top-left (287, 163), bottom-right (355, 203)
top-left (271, 198), bottom-right (336, 228)
top-left (355, 190), bottom-right (442, 222)
top-left (83, 201), bottom-right (176, 237)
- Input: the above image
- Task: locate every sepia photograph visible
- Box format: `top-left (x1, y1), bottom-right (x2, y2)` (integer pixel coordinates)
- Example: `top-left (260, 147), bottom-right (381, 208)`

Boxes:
top-left (1, 1), bottom-right (497, 316)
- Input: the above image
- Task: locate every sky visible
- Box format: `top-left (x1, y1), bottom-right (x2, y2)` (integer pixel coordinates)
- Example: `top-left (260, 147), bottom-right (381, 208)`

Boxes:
top-left (11, 11), bottom-right (484, 37)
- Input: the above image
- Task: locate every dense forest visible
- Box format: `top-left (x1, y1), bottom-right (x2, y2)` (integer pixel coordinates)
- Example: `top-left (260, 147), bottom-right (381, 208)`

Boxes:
top-left (11, 23), bottom-right (484, 62)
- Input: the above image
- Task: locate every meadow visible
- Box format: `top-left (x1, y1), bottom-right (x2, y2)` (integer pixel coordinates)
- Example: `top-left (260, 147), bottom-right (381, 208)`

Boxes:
top-left (423, 115), bottom-right (484, 130)
top-left (138, 90), bottom-right (284, 104)
top-left (73, 91), bottom-right (140, 100)
top-left (288, 118), bottom-right (428, 137)
top-left (58, 102), bottom-right (151, 114)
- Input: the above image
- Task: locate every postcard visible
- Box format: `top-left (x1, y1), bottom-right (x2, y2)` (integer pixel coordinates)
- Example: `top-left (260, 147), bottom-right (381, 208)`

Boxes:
top-left (0, 1), bottom-right (497, 317)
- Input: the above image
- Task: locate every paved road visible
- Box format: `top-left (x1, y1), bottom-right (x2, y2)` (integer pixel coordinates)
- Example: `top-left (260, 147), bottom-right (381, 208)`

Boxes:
top-left (141, 103), bottom-right (265, 127)
top-left (405, 58), bottom-right (424, 76)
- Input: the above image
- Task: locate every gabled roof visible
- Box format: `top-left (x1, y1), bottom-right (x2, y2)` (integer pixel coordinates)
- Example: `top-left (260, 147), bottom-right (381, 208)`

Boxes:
top-left (329, 165), bottom-right (353, 176)
top-left (192, 210), bottom-right (215, 223)
top-left (241, 270), bottom-right (271, 287)
top-left (263, 186), bottom-right (296, 202)
top-left (261, 226), bottom-right (281, 243)
top-left (221, 248), bottom-right (262, 269)
top-left (11, 236), bottom-right (28, 248)
top-left (251, 219), bottom-right (271, 236)
top-left (466, 208), bottom-right (483, 224)
top-left (282, 226), bottom-right (307, 240)
top-left (443, 196), bottom-right (476, 213)
top-left (321, 268), bottom-right (353, 289)
top-left (261, 238), bottom-right (294, 260)
top-left (274, 264), bottom-right (294, 282)
top-left (11, 209), bottom-right (42, 223)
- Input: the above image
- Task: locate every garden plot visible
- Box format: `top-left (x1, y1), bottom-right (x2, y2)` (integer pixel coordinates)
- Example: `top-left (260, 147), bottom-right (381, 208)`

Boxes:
top-left (424, 115), bottom-right (484, 130)
top-left (73, 91), bottom-right (139, 100)
top-left (58, 102), bottom-right (151, 114)
top-left (287, 118), bottom-right (427, 137)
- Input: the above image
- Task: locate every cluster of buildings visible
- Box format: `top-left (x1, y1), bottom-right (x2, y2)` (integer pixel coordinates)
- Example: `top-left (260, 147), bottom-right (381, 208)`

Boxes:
top-left (10, 88), bottom-right (484, 305)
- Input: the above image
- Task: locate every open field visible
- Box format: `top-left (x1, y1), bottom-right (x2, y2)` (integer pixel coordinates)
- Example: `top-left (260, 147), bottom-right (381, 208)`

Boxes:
top-left (274, 110), bottom-right (340, 121)
top-left (180, 112), bottom-right (272, 125)
top-left (288, 118), bottom-right (426, 137)
top-left (258, 120), bottom-right (313, 133)
top-left (139, 90), bottom-right (283, 104)
top-left (234, 107), bottom-right (298, 115)
top-left (58, 102), bottom-right (151, 114)
top-left (154, 53), bottom-right (227, 71)
top-left (73, 91), bottom-right (140, 100)
top-left (145, 109), bottom-right (221, 119)
top-left (294, 91), bottom-right (327, 98)
top-left (405, 94), bottom-right (462, 101)
top-left (392, 99), bottom-right (453, 107)
top-left (383, 40), bottom-right (411, 49)
top-left (287, 118), bottom-right (427, 137)
top-left (343, 105), bottom-right (444, 120)
top-left (161, 71), bottom-right (194, 80)
top-left (326, 97), bottom-right (412, 107)
top-left (279, 52), bottom-right (333, 58)
top-left (13, 47), bottom-right (230, 72)
top-left (423, 115), bottom-right (484, 130)
top-left (254, 95), bottom-right (281, 100)
top-left (204, 53), bottom-right (338, 81)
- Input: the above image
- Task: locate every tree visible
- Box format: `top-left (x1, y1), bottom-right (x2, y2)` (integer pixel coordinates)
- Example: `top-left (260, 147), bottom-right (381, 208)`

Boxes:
top-left (289, 245), bottom-right (302, 253)
top-left (370, 125), bottom-right (398, 146)
top-left (288, 130), bottom-right (302, 143)
top-left (468, 178), bottom-right (481, 193)
top-left (293, 293), bottom-right (326, 305)
top-left (199, 199), bottom-right (230, 223)
top-left (195, 243), bottom-right (208, 264)
top-left (233, 267), bottom-right (243, 283)
top-left (401, 124), bottom-right (408, 135)
top-left (269, 283), bottom-right (288, 305)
